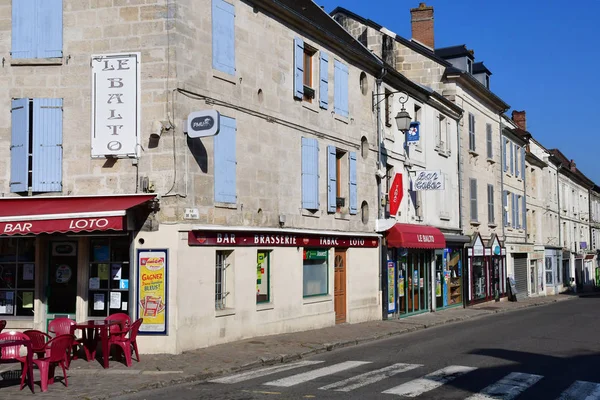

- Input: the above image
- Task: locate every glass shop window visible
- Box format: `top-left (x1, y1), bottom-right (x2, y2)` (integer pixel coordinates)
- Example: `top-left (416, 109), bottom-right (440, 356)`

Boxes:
top-left (0, 238), bottom-right (36, 317)
top-left (303, 249), bottom-right (329, 297)
top-left (89, 237), bottom-right (131, 317)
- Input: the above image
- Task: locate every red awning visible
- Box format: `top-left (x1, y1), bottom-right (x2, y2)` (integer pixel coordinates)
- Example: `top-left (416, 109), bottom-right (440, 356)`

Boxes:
top-left (0, 195), bottom-right (156, 236)
top-left (386, 223), bottom-right (446, 249)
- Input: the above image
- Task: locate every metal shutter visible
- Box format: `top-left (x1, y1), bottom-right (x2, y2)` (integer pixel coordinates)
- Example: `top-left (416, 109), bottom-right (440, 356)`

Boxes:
top-left (513, 254), bottom-right (528, 299)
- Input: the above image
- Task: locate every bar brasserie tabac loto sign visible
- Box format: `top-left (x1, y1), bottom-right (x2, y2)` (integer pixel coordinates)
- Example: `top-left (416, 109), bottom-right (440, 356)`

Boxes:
top-left (188, 231), bottom-right (379, 248)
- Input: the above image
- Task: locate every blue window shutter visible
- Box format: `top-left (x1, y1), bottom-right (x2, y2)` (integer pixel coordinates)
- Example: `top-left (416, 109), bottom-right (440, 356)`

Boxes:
top-left (521, 147), bottom-right (526, 180)
top-left (214, 116), bottom-right (237, 203)
top-left (522, 195), bottom-right (527, 230)
top-left (11, 0), bottom-right (36, 59)
top-left (32, 98), bottom-right (63, 192)
top-left (10, 99), bottom-right (30, 193)
top-left (301, 137), bottom-right (319, 209)
top-left (293, 37), bottom-right (304, 99)
top-left (327, 145), bottom-right (336, 213)
top-left (212, 0), bottom-right (235, 75)
top-left (503, 139), bottom-right (508, 172)
top-left (36, 0), bottom-right (63, 58)
top-left (503, 190), bottom-right (508, 227)
top-left (334, 60), bottom-right (349, 117)
top-left (509, 142), bottom-right (514, 175)
top-left (319, 52), bottom-right (329, 109)
top-left (511, 193), bottom-right (516, 229)
top-left (349, 152), bottom-right (357, 215)
top-left (515, 145), bottom-right (520, 178)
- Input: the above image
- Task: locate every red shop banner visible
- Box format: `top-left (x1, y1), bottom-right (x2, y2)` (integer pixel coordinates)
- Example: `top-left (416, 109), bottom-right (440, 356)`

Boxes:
top-left (0, 216), bottom-right (124, 236)
top-left (188, 231), bottom-right (379, 248)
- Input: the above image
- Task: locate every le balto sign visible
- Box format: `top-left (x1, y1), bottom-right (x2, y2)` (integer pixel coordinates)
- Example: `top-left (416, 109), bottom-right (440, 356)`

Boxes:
top-left (188, 231), bottom-right (378, 248)
top-left (91, 53), bottom-right (141, 158)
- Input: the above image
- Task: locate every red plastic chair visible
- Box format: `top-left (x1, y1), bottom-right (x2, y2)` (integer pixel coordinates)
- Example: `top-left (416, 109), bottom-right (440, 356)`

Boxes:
top-left (0, 320), bottom-right (6, 333)
top-left (109, 318), bottom-right (142, 367)
top-left (0, 331), bottom-right (30, 388)
top-left (106, 313), bottom-right (131, 339)
top-left (48, 318), bottom-right (83, 367)
top-left (23, 330), bottom-right (52, 359)
top-left (21, 334), bottom-right (74, 392)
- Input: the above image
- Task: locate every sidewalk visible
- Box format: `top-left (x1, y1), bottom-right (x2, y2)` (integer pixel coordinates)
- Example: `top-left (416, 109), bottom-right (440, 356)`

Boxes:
top-left (0, 294), bottom-right (574, 399)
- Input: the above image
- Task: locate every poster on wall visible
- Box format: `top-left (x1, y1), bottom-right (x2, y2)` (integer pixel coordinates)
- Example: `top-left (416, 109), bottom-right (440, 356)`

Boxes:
top-left (137, 249), bottom-right (168, 335)
top-left (387, 261), bottom-right (396, 313)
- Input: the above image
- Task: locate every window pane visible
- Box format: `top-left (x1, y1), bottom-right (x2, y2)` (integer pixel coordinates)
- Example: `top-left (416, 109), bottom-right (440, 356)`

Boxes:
top-left (257, 251), bottom-right (269, 303)
top-left (0, 290), bottom-right (15, 315)
top-left (303, 251), bottom-right (328, 297)
top-left (17, 263), bottom-right (35, 289)
top-left (16, 290), bottom-right (34, 317)
top-left (0, 240), bottom-right (18, 262)
top-left (88, 290), bottom-right (107, 317)
top-left (0, 264), bottom-right (17, 289)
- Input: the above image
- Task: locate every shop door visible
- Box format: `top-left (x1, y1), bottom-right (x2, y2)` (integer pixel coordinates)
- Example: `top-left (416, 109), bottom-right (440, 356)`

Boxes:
top-left (403, 252), bottom-right (429, 315)
top-left (514, 254), bottom-right (528, 299)
top-left (47, 242), bottom-right (78, 323)
top-left (334, 250), bottom-right (346, 324)
top-left (529, 260), bottom-right (537, 295)
top-left (434, 251), bottom-right (444, 309)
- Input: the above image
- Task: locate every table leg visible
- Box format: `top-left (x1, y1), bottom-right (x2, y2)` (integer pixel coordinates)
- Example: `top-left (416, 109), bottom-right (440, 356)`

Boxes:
top-left (101, 327), bottom-right (110, 369)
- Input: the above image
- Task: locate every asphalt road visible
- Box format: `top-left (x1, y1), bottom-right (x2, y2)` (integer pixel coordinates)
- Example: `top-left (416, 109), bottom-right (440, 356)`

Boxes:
top-left (118, 297), bottom-right (600, 400)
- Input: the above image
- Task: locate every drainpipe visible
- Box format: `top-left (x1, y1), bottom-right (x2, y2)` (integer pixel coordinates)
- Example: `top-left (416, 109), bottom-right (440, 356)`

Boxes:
top-left (557, 163), bottom-right (563, 288)
top-left (499, 117), bottom-right (505, 241)
top-left (523, 144), bottom-right (527, 242)
top-left (376, 68), bottom-right (388, 320)
top-left (456, 118), bottom-right (463, 234)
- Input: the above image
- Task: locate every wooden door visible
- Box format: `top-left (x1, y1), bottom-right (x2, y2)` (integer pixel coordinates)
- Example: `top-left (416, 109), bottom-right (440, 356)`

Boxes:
top-left (334, 250), bottom-right (347, 324)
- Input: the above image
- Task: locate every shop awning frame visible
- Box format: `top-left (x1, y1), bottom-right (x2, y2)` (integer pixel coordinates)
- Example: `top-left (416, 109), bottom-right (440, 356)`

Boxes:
top-left (0, 194), bottom-right (156, 236)
top-left (386, 223), bottom-right (446, 249)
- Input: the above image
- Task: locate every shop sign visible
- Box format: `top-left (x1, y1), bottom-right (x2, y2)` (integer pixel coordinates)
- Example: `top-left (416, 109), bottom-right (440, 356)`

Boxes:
top-left (406, 122), bottom-right (420, 146)
top-left (55, 265), bottom-right (72, 283)
top-left (303, 250), bottom-right (328, 260)
top-left (187, 110), bottom-right (220, 138)
top-left (91, 53), bottom-right (140, 158)
top-left (0, 216), bottom-right (124, 236)
top-left (389, 173), bottom-right (403, 216)
top-left (137, 249), bottom-right (168, 335)
top-left (188, 231), bottom-right (379, 248)
top-left (413, 170), bottom-right (445, 191)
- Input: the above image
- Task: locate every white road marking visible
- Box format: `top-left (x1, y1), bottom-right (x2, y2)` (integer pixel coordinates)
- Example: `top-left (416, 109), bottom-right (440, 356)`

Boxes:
top-left (466, 372), bottom-right (543, 400)
top-left (209, 360), bottom-right (324, 384)
top-left (382, 365), bottom-right (477, 397)
top-left (263, 361), bottom-right (371, 387)
top-left (319, 363), bottom-right (422, 392)
top-left (557, 380), bottom-right (600, 400)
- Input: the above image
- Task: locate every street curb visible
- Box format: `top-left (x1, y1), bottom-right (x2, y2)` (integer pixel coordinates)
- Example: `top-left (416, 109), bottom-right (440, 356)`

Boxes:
top-left (93, 296), bottom-right (576, 399)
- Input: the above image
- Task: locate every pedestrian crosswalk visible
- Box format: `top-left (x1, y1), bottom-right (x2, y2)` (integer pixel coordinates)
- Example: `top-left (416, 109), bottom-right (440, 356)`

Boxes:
top-left (208, 360), bottom-right (600, 399)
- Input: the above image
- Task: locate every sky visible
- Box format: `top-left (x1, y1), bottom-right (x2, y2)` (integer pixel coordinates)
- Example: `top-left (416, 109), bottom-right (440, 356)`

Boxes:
top-left (316, 0), bottom-right (600, 183)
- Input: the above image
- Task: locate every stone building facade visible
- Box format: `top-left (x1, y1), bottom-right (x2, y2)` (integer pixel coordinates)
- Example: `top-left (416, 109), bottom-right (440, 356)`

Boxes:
top-left (0, 0), bottom-right (385, 353)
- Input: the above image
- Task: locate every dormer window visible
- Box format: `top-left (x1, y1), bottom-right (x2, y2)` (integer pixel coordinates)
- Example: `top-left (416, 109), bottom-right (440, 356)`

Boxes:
top-left (485, 74), bottom-right (490, 89)
top-left (467, 58), bottom-right (473, 74)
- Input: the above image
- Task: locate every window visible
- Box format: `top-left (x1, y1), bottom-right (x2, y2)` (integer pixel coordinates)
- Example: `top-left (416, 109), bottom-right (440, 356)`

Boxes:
top-left (359, 72), bottom-right (368, 96)
top-left (466, 58), bottom-right (473, 74)
top-left (545, 257), bottom-right (553, 285)
top-left (334, 60), bottom-right (349, 117)
top-left (470, 178), bottom-right (478, 222)
top-left (436, 114), bottom-right (448, 152)
top-left (503, 190), bottom-right (509, 226)
top-left (12, 0), bottom-right (63, 59)
top-left (360, 136), bottom-right (369, 159)
top-left (468, 113), bottom-right (476, 152)
top-left (88, 237), bottom-right (130, 317)
top-left (503, 138), bottom-right (509, 172)
top-left (256, 251), bottom-right (270, 304)
top-left (486, 123), bottom-right (493, 159)
top-left (361, 201), bottom-right (369, 224)
top-left (215, 251), bottom-right (232, 309)
top-left (485, 75), bottom-right (490, 89)
top-left (214, 116), bottom-right (237, 204)
top-left (10, 98), bottom-right (63, 193)
top-left (302, 137), bottom-right (319, 210)
top-left (0, 238), bottom-right (35, 317)
top-left (212, 0), bottom-right (235, 75)
top-left (514, 144), bottom-right (520, 178)
top-left (509, 141), bottom-right (514, 175)
top-left (487, 184), bottom-right (495, 224)
top-left (327, 146), bottom-right (357, 214)
top-left (302, 45), bottom-right (316, 102)
top-left (303, 249), bottom-right (328, 297)
top-left (384, 89), bottom-right (392, 127)
top-left (516, 195), bottom-right (521, 228)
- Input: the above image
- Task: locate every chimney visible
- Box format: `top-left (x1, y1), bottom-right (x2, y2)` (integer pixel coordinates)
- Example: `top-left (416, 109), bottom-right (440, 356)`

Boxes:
top-left (512, 110), bottom-right (526, 131)
top-left (570, 159), bottom-right (577, 172)
top-left (410, 3), bottom-right (434, 49)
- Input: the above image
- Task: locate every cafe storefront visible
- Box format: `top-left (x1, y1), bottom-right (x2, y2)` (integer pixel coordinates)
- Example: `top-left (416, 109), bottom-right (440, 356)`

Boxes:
top-left (464, 233), bottom-right (507, 305)
top-left (0, 194), bottom-right (156, 332)
top-left (184, 227), bottom-right (380, 349)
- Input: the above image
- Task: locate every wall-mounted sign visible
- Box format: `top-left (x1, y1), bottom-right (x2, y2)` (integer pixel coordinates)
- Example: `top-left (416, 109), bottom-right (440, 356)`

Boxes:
top-left (406, 122), bottom-right (420, 146)
top-left (387, 261), bottom-right (396, 313)
top-left (187, 110), bottom-right (220, 138)
top-left (188, 231), bottom-right (379, 248)
top-left (137, 249), bottom-right (168, 335)
top-left (389, 173), bottom-right (403, 217)
top-left (303, 249), bottom-right (328, 260)
top-left (413, 170), bottom-right (445, 191)
top-left (91, 53), bottom-right (141, 158)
